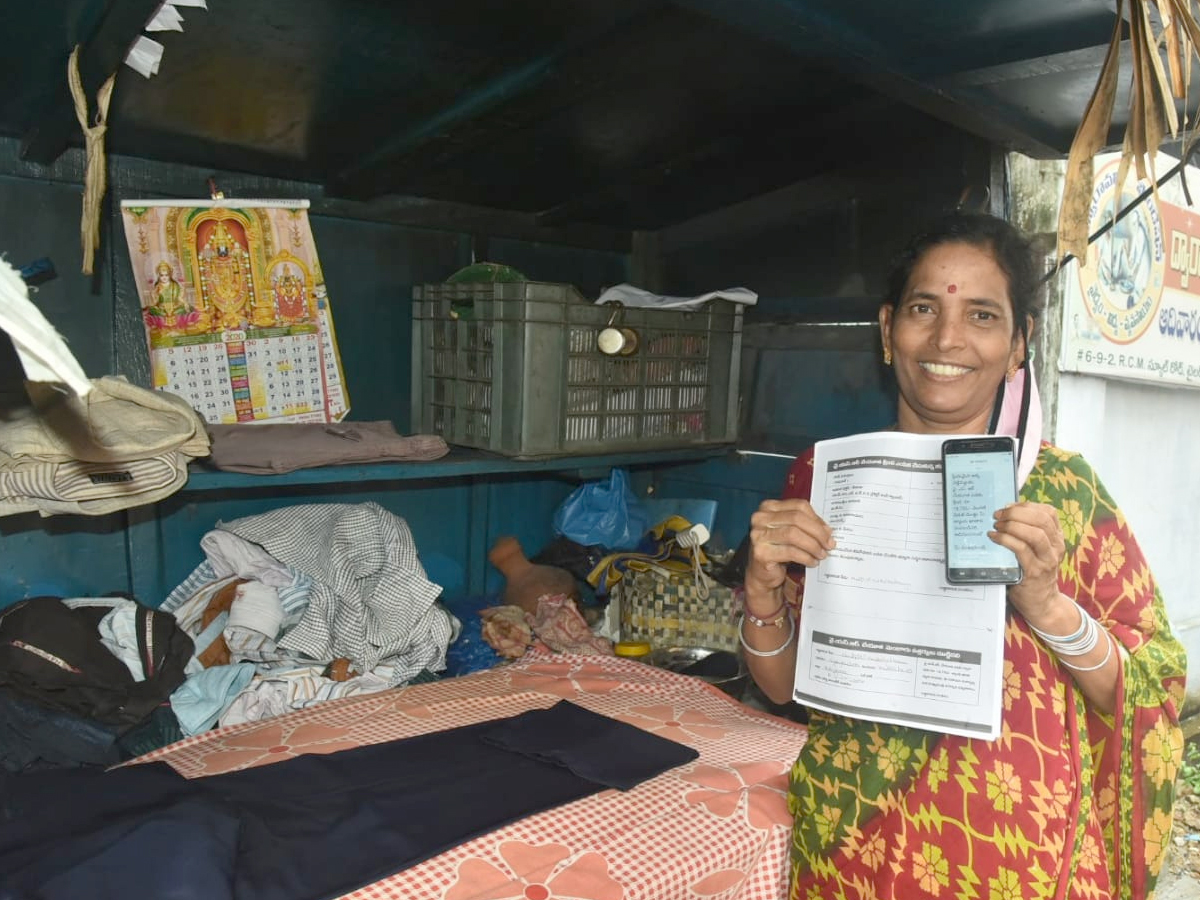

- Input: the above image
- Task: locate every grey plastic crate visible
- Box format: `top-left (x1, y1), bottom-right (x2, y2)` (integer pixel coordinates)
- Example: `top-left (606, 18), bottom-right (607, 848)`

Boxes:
top-left (411, 281), bottom-right (743, 458)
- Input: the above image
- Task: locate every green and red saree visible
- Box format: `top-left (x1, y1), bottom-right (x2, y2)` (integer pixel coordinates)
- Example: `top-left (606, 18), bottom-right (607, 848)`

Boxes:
top-left (781, 444), bottom-right (1186, 900)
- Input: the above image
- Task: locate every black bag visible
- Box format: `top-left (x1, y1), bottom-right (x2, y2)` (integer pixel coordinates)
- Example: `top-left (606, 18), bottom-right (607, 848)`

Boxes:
top-left (0, 596), bottom-right (193, 731)
top-left (531, 535), bottom-right (606, 583)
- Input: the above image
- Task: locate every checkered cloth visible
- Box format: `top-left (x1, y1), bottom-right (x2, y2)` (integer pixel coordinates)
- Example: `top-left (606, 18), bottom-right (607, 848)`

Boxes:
top-left (217, 502), bottom-right (452, 681)
top-left (137, 652), bottom-right (808, 900)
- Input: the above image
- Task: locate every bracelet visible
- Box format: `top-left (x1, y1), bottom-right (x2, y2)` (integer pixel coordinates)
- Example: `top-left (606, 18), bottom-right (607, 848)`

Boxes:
top-left (1058, 632), bottom-right (1114, 672)
top-left (738, 613), bottom-right (796, 657)
top-left (1030, 602), bottom-right (1100, 657)
top-left (743, 601), bottom-right (789, 629)
top-left (1028, 600), bottom-right (1089, 644)
top-left (1043, 616), bottom-right (1100, 656)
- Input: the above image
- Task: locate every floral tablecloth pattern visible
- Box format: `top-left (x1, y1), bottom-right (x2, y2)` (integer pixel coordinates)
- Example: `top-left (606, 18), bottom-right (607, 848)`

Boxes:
top-left (139, 652), bottom-right (808, 900)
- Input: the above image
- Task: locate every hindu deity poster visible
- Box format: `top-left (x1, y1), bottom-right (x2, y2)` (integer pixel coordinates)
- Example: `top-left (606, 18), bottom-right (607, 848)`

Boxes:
top-left (119, 198), bottom-right (350, 424)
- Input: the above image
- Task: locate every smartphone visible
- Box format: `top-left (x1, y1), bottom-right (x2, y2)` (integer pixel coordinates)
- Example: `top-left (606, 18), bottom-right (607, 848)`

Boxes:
top-left (941, 436), bottom-right (1022, 584)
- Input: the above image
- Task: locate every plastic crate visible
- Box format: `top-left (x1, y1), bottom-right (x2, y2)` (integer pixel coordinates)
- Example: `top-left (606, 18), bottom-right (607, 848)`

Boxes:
top-left (411, 281), bottom-right (743, 458)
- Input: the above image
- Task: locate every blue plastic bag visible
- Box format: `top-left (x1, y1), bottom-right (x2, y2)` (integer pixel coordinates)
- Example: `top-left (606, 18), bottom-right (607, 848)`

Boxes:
top-left (552, 468), bottom-right (648, 551)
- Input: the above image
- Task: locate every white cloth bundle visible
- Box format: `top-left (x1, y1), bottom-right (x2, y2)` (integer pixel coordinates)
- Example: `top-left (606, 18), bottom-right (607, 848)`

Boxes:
top-left (227, 581), bottom-right (284, 639)
top-left (0, 376), bottom-right (210, 517)
top-left (596, 283), bottom-right (758, 311)
top-left (0, 257), bottom-right (210, 516)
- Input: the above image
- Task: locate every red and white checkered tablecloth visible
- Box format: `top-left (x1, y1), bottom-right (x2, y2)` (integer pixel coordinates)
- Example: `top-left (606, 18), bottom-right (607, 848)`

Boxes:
top-left (138, 651), bottom-right (808, 900)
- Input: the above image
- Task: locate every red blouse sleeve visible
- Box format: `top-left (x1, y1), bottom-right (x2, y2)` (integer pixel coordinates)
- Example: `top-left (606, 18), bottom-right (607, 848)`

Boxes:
top-left (777, 446), bottom-right (817, 605)
top-left (781, 446), bottom-right (816, 502)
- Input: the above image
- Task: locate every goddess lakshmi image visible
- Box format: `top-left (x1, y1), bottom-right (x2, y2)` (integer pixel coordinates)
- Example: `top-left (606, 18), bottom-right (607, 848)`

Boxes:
top-left (269, 254), bottom-right (314, 324)
top-left (143, 260), bottom-right (203, 333)
top-left (197, 219), bottom-right (255, 330)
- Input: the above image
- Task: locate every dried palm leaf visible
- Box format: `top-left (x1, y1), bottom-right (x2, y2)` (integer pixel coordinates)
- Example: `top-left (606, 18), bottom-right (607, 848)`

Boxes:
top-left (1142, 0), bottom-right (1179, 137)
top-left (1058, 0), bottom-right (1200, 264)
top-left (1160, 1), bottom-right (1187, 96)
top-left (1057, 1), bottom-right (1124, 265)
top-left (1113, 0), bottom-right (1166, 198)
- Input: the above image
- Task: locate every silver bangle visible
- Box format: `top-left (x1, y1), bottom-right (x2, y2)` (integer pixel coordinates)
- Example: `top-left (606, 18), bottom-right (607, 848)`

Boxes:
top-left (738, 613), bottom-right (796, 658)
top-left (1028, 599), bottom-right (1089, 644)
top-left (1058, 632), bottom-right (1114, 672)
top-left (1031, 602), bottom-right (1100, 657)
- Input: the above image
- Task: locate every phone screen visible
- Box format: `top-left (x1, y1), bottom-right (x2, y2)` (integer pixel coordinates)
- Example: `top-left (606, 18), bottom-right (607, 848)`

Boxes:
top-left (941, 437), bottom-right (1022, 584)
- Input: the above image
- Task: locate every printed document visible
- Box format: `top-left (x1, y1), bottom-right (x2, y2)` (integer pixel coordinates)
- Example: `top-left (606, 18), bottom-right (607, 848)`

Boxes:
top-left (792, 431), bottom-right (1007, 739)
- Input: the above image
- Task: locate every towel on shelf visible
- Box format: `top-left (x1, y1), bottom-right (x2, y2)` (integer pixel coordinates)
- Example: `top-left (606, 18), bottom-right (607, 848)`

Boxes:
top-left (203, 421), bottom-right (448, 474)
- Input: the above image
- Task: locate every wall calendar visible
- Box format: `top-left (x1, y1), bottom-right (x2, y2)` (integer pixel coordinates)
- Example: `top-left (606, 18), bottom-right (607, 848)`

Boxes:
top-left (119, 198), bottom-right (349, 424)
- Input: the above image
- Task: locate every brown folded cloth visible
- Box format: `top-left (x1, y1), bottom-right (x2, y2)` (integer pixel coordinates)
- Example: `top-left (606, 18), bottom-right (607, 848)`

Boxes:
top-left (204, 421), bottom-right (449, 474)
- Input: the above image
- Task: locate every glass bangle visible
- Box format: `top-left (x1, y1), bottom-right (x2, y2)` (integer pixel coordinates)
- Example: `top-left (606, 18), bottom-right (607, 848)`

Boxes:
top-left (743, 602), bottom-right (789, 629)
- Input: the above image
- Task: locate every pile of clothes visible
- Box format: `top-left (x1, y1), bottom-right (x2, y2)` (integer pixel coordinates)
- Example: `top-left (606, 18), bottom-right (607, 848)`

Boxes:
top-left (160, 501), bottom-right (457, 734)
top-left (0, 594), bottom-right (194, 771)
top-left (0, 501), bottom-right (459, 770)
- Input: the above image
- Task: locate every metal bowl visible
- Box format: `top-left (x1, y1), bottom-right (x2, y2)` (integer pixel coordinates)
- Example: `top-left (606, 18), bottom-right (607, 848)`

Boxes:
top-left (650, 646), bottom-right (748, 698)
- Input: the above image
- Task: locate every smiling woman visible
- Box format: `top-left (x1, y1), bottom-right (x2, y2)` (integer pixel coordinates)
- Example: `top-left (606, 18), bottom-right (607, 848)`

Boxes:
top-left (879, 241), bottom-right (1026, 435)
top-left (739, 212), bottom-right (1187, 900)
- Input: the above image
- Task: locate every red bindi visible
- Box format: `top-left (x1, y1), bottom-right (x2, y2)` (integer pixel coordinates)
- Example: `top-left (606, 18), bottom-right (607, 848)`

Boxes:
top-left (947, 283), bottom-right (957, 293)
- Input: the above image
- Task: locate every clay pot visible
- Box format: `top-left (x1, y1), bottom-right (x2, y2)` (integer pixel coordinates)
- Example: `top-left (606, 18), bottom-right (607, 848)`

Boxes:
top-left (488, 535), bottom-right (578, 615)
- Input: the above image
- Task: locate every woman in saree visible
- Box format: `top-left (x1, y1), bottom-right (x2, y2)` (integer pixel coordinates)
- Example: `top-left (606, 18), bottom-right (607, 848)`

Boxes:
top-left (742, 212), bottom-right (1186, 899)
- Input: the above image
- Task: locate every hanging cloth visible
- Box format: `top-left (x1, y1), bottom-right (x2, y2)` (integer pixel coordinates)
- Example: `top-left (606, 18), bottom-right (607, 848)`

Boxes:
top-left (67, 45), bottom-right (116, 276)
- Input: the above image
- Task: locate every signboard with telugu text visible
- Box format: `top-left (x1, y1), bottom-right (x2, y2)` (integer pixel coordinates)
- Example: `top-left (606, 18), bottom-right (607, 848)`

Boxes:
top-left (1060, 152), bottom-right (1200, 388)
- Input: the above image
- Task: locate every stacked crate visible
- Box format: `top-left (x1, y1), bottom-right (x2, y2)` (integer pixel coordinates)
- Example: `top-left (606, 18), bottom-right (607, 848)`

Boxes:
top-left (411, 281), bottom-right (743, 458)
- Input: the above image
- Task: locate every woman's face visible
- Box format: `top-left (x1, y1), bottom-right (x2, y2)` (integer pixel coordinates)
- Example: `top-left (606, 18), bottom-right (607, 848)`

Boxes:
top-left (879, 241), bottom-right (1026, 435)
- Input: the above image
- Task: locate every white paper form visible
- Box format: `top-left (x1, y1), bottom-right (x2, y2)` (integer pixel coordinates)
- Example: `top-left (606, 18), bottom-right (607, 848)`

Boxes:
top-left (792, 431), bottom-right (1007, 739)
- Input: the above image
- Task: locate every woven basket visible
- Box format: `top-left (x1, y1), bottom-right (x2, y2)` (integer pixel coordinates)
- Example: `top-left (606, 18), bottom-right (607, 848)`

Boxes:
top-left (615, 569), bottom-right (738, 652)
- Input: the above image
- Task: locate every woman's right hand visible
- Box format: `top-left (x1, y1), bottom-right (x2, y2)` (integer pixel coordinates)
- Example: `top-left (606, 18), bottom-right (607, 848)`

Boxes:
top-left (745, 498), bottom-right (836, 596)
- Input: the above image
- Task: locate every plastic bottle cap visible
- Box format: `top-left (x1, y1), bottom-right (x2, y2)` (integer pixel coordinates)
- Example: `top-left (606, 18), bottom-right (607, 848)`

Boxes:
top-left (614, 641), bottom-right (652, 658)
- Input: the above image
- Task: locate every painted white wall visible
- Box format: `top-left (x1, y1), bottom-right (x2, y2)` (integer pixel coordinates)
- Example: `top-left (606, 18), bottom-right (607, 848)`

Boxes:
top-left (1007, 150), bottom-right (1199, 709)
top-left (1055, 374), bottom-right (1200, 707)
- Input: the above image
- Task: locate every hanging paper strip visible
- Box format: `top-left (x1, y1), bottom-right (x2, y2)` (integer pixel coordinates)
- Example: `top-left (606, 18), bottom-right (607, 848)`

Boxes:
top-left (119, 199), bottom-right (349, 424)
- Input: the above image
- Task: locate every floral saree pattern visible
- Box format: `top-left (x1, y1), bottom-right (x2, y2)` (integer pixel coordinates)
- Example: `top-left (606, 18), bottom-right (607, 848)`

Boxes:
top-left (782, 444), bottom-right (1186, 900)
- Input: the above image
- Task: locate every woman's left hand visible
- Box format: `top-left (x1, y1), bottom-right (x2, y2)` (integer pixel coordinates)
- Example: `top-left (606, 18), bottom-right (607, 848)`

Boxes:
top-left (989, 501), bottom-right (1066, 621)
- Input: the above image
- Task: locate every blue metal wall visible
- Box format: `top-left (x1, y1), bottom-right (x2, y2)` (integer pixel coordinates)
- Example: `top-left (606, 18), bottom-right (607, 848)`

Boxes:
top-left (0, 140), bottom-right (630, 608)
top-left (0, 138), bottom-right (904, 609)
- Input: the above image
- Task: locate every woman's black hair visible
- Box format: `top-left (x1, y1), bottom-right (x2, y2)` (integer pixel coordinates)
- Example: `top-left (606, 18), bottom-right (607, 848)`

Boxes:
top-left (883, 212), bottom-right (1044, 340)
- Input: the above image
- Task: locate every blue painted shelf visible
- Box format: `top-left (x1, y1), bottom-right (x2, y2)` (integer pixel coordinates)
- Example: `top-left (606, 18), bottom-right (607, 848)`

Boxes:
top-left (180, 444), bottom-right (735, 491)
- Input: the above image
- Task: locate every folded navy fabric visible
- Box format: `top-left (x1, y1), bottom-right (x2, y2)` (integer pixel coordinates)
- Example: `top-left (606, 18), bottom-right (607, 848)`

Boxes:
top-left (480, 699), bottom-right (698, 790)
top-left (0, 700), bottom-right (697, 900)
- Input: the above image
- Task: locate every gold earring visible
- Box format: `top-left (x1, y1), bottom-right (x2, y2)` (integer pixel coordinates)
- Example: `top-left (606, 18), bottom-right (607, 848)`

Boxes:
top-left (1006, 365), bottom-right (1018, 382)
top-left (883, 348), bottom-right (892, 366)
